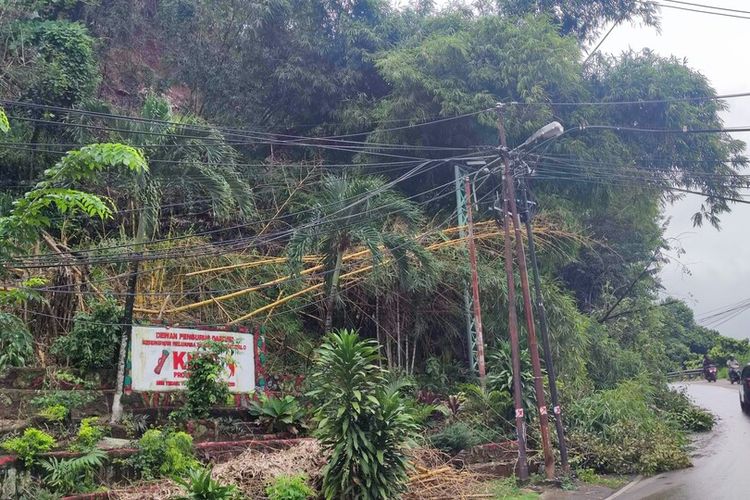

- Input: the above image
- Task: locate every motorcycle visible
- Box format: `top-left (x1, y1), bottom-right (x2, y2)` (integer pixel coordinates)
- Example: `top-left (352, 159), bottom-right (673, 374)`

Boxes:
top-left (729, 366), bottom-right (741, 384)
top-left (705, 364), bottom-right (718, 382)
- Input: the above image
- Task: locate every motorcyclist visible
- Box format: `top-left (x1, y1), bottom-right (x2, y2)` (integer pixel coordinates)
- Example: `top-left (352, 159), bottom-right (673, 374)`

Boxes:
top-left (727, 356), bottom-right (741, 382)
top-left (727, 356), bottom-right (740, 371)
top-left (703, 354), bottom-right (715, 378)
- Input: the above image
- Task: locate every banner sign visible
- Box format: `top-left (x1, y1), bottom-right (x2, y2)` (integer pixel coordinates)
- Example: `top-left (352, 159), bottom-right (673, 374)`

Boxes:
top-left (130, 326), bottom-right (255, 392)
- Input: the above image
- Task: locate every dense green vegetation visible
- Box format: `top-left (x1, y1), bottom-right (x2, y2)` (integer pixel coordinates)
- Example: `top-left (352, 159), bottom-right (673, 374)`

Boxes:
top-left (0, 0), bottom-right (746, 496)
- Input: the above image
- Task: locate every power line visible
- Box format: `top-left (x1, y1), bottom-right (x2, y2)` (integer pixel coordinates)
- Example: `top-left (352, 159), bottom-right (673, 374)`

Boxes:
top-left (15, 188), bottom-right (494, 322)
top-left (0, 141), bottom-right (425, 171)
top-left (656, 1), bottom-right (750, 20)
top-left (531, 166), bottom-right (750, 204)
top-left (505, 90), bottom-right (750, 107)
top-left (4, 156), bottom-right (487, 267)
top-left (0, 99), bottom-right (491, 148)
top-left (0, 158), bottom-right (446, 262)
top-left (5, 114), bottom-right (478, 154)
top-left (663, 0), bottom-right (750, 15)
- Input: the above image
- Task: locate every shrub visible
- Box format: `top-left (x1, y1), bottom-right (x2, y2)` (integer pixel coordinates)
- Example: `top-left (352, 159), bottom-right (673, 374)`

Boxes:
top-left (173, 467), bottom-right (239, 500)
top-left (566, 380), bottom-right (691, 474)
top-left (655, 387), bottom-right (715, 432)
top-left (460, 383), bottom-right (513, 426)
top-left (130, 429), bottom-right (199, 479)
top-left (2, 427), bottom-right (56, 466)
top-left (248, 394), bottom-right (306, 434)
top-left (31, 391), bottom-right (101, 413)
top-left (0, 312), bottom-right (33, 372)
top-left (51, 370), bottom-right (97, 389)
top-left (183, 341), bottom-right (233, 419)
top-left (50, 299), bottom-right (123, 371)
top-left (40, 449), bottom-right (106, 496)
top-left (122, 412), bottom-right (150, 438)
top-left (308, 330), bottom-right (418, 500)
top-left (38, 404), bottom-right (68, 423)
top-left (32, 390), bottom-right (98, 411)
top-left (266, 474), bottom-right (315, 500)
top-left (72, 417), bottom-right (105, 451)
top-left (429, 422), bottom-right (482, 455)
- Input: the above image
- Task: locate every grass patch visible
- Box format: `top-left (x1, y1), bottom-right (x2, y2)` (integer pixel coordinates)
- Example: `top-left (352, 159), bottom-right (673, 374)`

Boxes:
top-left (577, 468), bottom-right (629, 489)
top-left (484, 478), bottom-right (539, 499)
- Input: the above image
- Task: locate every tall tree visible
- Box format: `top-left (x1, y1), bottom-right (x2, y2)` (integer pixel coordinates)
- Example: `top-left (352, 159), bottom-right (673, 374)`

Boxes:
top-left (494, 0), bottom-right (659, 42)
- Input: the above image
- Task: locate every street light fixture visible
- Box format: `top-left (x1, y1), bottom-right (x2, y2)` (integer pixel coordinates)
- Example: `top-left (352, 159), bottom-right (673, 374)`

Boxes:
top-left (518, 121), bottom-right (564, 149)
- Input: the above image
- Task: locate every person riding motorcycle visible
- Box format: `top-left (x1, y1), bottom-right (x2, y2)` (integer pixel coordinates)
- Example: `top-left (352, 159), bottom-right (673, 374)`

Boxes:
top-left (703, 354), bottom-right (716, 379)
top-left (727, 356), bottom-right (740, 370)
top-left (727, 356), bottom-right (741, 383)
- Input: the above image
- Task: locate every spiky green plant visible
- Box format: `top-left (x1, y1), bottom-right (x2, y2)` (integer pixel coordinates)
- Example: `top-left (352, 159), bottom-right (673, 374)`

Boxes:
top-left (248, 394), bottom-right (306, 434)
top-left (173, 467), bottom-right (239, 500)
top-left (308, 329), bottom-right (418, 499)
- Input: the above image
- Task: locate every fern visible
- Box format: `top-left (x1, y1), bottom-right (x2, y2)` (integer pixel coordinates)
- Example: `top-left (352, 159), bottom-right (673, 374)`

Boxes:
top-left (43, 143), bottom-right (148, 183)
top-left (40, 448), bottom-right (107, 495)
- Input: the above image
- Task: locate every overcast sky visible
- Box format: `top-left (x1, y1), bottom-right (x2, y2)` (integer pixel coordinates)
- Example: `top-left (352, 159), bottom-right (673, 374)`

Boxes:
top-left (598, 1), bottom-right (750, 339)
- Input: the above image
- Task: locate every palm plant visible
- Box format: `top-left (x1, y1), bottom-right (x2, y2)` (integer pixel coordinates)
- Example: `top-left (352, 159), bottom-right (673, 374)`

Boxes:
top-left (103, 95), bottom-right (254, 235)
top-left (287, 174), bottom-right (423, 332)
top-left (487, 341), bottom-right (538, 413)
top-left (86, 97), bottom-right (255, 423)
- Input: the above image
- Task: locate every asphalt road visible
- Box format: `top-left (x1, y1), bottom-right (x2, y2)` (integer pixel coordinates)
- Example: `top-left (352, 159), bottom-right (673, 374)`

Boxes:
top-left (617, 380), bottom-right (750, 499)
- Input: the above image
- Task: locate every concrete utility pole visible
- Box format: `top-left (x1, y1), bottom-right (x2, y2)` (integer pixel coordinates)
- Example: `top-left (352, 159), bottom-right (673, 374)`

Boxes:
top-left (464, 176), bottom-right (487, 387)
top-left (494, 112), bottom-right (529, 481)
top-left (497, 104), bottom-right (555, 480)
top-left (520, 175), bottom-right (569, 471)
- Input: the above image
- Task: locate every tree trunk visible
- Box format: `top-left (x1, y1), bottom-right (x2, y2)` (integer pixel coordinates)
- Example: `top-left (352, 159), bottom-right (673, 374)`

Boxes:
top-left (396, 299), bottom-right (401, 371)
top-left (323, 248), bottom-right (344, 332)
top-left (411, 339), bottom-right (417, 375)
top-left (405, 331), bottom-right (409, 374)
top-left (375, 296), bottom-right (382, 367)
top-left (112, 176), bottom-right (150, 423)
top-left (110, 257), bottom-right (139, 423)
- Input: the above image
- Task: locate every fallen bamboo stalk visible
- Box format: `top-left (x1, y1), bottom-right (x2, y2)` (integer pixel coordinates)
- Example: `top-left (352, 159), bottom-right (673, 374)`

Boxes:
top-left (132, 221), bottom-right (582, 317)
top-left (184, 255), bottom-right (320, 277)
top-left (228, 265), bottom-right (373, 324)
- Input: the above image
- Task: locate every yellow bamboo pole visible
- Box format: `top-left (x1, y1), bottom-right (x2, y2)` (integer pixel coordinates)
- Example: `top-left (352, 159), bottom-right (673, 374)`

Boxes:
top-left (229, 265), bottom-right (373, 324)
top-left (184, 255), bottom-right (321, 277)
top-left (263, 290), bottom-right (285, 326)
top-left (132, 221), bottom-right (580, 317)
top-left (168, 247), bottom-right (374, 314)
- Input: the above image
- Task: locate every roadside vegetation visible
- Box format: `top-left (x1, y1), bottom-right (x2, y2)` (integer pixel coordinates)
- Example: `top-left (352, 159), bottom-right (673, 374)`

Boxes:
top-left (0, 0), bottom-right (744, 498)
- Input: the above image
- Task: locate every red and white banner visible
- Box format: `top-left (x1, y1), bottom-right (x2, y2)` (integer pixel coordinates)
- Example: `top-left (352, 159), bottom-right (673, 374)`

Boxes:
top-left (131, 326), bottom-right (255, 392)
